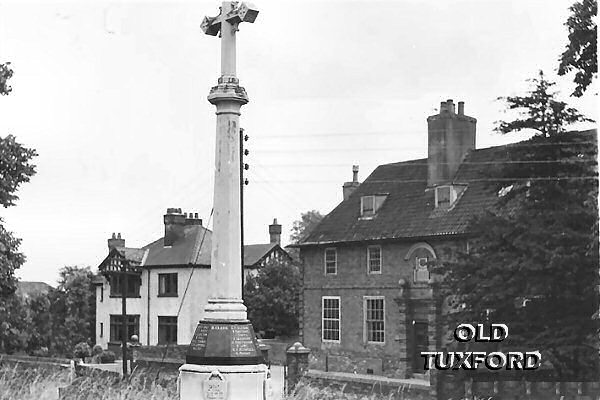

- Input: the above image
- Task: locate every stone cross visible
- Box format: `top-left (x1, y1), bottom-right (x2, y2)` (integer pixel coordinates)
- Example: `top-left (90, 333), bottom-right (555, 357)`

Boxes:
top-left (201, 2), bottom-right (258, 78)
top-left (201, 1), bottom-right (258, 321)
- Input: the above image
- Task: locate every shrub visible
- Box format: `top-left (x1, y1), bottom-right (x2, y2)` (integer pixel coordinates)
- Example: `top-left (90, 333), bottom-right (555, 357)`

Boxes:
top-left (73, 342), bottom-right (91, 360)
top-left (99, 350), bottom-right (116, 363)
top-left (92, 344), bottom-right (103, 356)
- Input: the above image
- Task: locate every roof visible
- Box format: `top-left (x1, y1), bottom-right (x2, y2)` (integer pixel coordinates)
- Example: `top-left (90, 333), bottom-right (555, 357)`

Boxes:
top-left (98, 223), bottom-right (289, 269)
top-left (142, 224), bottom-right (212, 266)
top-left (301, 129), bottom-right (597, 245)
top-left (16, 281), bottom-right (53, 298)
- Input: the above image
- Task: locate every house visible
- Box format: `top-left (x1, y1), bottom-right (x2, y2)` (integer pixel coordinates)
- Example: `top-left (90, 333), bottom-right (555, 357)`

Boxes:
top-left (94, 209), bottom-right (291, 349)
top-left (16, 281), bottom-right (53, 300)
top-left (294, 99), bottom-right (596, 380)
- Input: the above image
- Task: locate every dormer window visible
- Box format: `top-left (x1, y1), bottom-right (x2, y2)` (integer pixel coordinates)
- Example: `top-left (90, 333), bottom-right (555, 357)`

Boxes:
top-left (360, 194), bottom-right (388, 218)
top-left (434, 185), bottom-right (466, 209)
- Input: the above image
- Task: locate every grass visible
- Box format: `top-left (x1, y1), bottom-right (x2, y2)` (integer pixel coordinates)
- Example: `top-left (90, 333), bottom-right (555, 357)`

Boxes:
top-left (0, 363), bottom-right (177, 400)
top-left (0, 364), bottom-right (414, 400)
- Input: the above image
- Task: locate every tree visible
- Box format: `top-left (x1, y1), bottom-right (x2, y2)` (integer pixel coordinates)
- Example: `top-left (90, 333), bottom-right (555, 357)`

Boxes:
top-left (243, 258), bottom-right (301, 337)
top-left (0, 62), bottom-right (13, 95)
top-left (25, 292), bottom-right (52, 353)
top-left (289, 210), bottom-right (324, 244)
top-left (48, 266), bottom-right (96, 355)
top-left (0, 63), bottom-right (38, 297)
top-left (558, 0), bottom-right (597, 97)
top-left (495, 70), bottom-right (593, 137)
top-left (438, 75), bottom-right (598, 379)
top-left (0, 293), bottom-right (30, 353)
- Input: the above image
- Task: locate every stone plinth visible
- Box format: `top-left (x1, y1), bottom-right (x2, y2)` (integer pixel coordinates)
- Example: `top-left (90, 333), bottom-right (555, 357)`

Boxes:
top-left (179, 364), bottom-right (268, 400)
top-left (186, 320), bottom-right (262, 365)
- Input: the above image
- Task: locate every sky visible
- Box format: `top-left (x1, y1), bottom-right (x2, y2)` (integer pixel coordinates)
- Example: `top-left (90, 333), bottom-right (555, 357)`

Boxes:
top-left (0, 0), bottom-right (597, 286)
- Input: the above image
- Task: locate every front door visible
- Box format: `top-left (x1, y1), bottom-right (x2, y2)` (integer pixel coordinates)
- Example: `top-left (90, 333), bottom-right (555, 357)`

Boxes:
top-left (412, 321), bottom-right (429, 372)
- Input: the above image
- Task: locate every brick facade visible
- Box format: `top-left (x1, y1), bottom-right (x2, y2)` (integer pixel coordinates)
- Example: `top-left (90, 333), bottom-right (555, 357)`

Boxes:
top-left (300, 239), bottom-right (462, 379)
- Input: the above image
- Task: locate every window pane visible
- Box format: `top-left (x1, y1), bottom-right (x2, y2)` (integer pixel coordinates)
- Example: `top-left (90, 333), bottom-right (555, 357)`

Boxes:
top-left (322, 297), bottom-right (340, 341)
top-left (365, 298), bottom-right (384, 343)
top-left (362, 196), bottom-right (374, 213)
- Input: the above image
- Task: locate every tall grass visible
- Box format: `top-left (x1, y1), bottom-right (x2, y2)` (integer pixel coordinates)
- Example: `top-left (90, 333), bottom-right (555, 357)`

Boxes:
top-left (0, 364), bottom-right (177, 400)
top-left (0, 364), bottom-right (409, 400)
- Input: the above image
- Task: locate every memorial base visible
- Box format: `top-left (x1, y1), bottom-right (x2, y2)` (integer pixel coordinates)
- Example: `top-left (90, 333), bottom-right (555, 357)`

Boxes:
top-left (179, 363), bottom-right (269, 400)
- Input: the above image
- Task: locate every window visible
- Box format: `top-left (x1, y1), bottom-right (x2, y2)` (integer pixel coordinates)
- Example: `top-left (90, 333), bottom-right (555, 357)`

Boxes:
top-left (360, 194), bottom-right (388, 217)
top-left (100, 285), bottom-right (104, 302)
top-left (100, 322), bottom-right (103, 338)
top-left (361, 196), bottom-right (375, 215)
top-left (367, 246), bottom-right (382, 274)
top-left (414, 257), bottom-right (430, 283)
top-left (324, 248), bottom-right (337, 275)
top-left (158, 316), bottom-right (178, 344)
top-left (322, 296), bottom-right (340, 342)
top-left (109, 315), bottom-right (140, 342)
top-left (109, 275), bottom-right (141, 297)
top-left (158, 273), bottom-right (178, 297)
top-left (364, 297), bottom-right (385, 343)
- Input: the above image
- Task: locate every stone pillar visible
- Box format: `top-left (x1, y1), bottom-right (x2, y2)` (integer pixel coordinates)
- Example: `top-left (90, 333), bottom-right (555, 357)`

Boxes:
top-left (285, 342), bottom-right (310, 394)
top-left (393, 278), bottom-right (410, 378)
top-left (428, 283), bottom-right (443, 399)
top-left (179, 3), bottom-right (266, 400)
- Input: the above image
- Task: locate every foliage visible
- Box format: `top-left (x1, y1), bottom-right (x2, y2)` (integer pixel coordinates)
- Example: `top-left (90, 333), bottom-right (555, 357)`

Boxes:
top-left (73, 342), bottom-right (92, 360)
top-left (558, 0), bottom-right (597, 97)
top-left (289, 210), bottom-right (324, 244)
top-left (439, 80), bottom-right (598, 379)
top-left (244, 258), bottom-right (301, 337)
top-left (0, 364), bottom-right (177, 400)
top-left (47, 266), bottom-right (96, 356)
top-left (0, 294), bottom-right (31, 354)
top-left (25, 292), bottom-right (52, 354)
top-left (495, 70), bottom-right (593, 138)
top-left (92, 344), bottom-right (103, 356)
top-left (0, 62), bottom-right (12, 95)
top-left (99, 350), bottom-right (116, 364)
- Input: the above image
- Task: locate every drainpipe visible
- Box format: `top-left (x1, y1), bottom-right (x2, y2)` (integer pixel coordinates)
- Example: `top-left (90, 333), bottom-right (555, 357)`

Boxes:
top-left (147, 270), bottom-right (150, 345)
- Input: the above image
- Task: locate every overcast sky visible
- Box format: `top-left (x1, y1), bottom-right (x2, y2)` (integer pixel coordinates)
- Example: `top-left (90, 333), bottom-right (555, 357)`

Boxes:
top-left (0, 0), bottom-right (596, 285)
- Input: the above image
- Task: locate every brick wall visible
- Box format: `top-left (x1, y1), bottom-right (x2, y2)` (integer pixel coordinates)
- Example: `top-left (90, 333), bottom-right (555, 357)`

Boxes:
top-left (300, 239), bottom-right (462, 379)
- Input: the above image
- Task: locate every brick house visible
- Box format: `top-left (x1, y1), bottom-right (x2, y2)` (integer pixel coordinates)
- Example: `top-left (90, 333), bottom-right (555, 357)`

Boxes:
top-left (295, 99), bottom-right (596, 380)
top-left (95, 209), bottom-right (291, 349)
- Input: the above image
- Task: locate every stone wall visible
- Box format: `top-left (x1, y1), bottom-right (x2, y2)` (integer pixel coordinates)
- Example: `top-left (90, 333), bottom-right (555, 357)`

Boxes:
top-left (301, 370), bottom-right (432, 399)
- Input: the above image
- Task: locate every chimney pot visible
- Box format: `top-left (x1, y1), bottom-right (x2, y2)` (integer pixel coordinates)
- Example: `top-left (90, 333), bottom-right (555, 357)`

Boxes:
top-left (194, 213), bottom-right (198, 219)
top-left (269, 218), bottom-right (282, 245)
top-left (343, 165), bottom-right (361, 200)
top-left (427, 99), bottom-right (476, 186)
top-left (108, 233), bottom-right (125, 251)
top-left (164, 208), bottom-right (186, 246)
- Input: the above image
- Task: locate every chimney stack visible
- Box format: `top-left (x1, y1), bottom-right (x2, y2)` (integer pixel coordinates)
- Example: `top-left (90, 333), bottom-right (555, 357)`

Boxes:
top-left (185, 211), bottom-right (203, 226)
top-left (342, 165), bottom-right (360, 200)
top-left (269, 218), bottom-right (282, 245)
top-left (427, 99), bottom-right (476, 187)
top-left (164, 208), bottom-right (186, 246)
top-left (108, 232), bottom-right (125, 251)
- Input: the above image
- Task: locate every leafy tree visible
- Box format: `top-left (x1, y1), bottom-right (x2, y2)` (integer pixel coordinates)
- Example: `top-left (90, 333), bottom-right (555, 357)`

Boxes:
top-left (0, 62), bottom-right (13, 95)
top-left (495, 70), bottom-right (593, 137)
top-left (243, 258), bottom-right (301, 337)
top-left (48, 266), bottom-right (96, 355)
top-left (25, 292), bottom-right (52, 353)
top-left (0, 63), bottom-right (37, 297)
top-left (0, 294), bottom-right (31, 353)
top-left (289, 210), bottom-right (324, 244)
top-left (438, 74), bottom-right (598, 379)
top-left (558, 0), bottom-right (597, 97)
